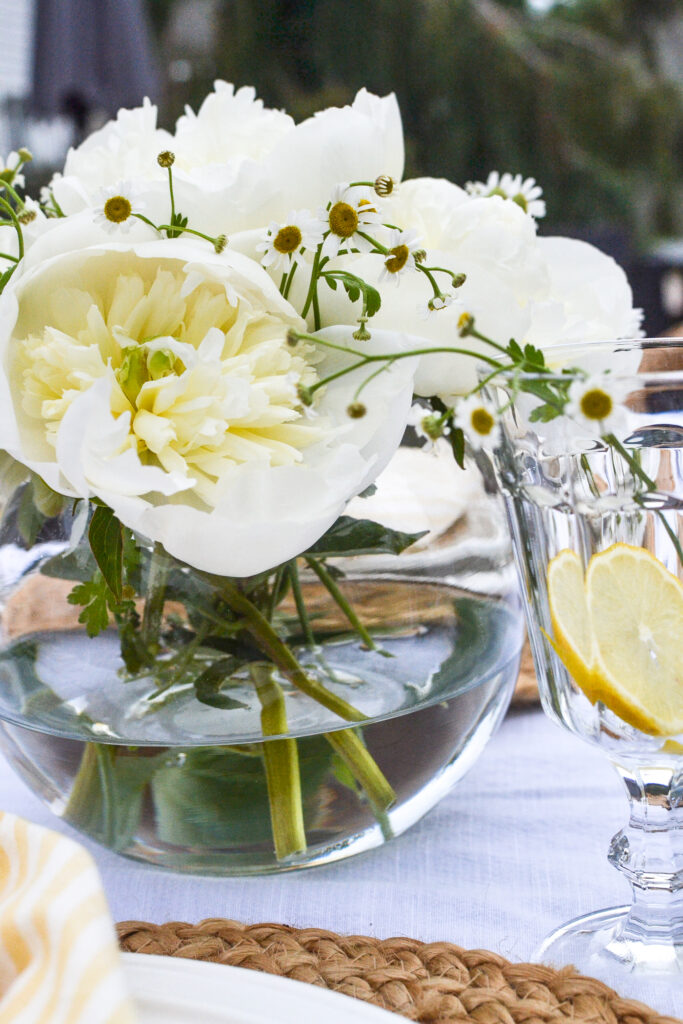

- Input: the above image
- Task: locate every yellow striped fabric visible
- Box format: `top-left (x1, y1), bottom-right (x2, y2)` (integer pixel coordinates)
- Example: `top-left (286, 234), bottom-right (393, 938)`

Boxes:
top-left (0, 813), bottom-right (137, 1023)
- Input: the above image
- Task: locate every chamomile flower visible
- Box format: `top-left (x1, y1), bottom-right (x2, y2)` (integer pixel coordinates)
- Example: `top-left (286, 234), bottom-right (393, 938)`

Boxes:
top-left (565, 374), bottom-right (630, 437)
top-left (407, 403), bottom-right (447, 450)
top-left (417, 293), bottom-right (457, 320)
top-left (320, 184), bottom-right (383, 260)
top-left (256, 211), bottom-right (325, 272)
top-left (95, 181), bottom-right (145, 233)
top-left (465, 171), bottom-right (546, 219)
top-left (454, 395), bottom-right (501, 450)
top-left (379, 229), bottom-right (422, 286)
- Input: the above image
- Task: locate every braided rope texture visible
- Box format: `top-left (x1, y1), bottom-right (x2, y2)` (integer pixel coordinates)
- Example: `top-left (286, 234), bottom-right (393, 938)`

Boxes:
top-left (117, 919), bottom-right (680, 1023)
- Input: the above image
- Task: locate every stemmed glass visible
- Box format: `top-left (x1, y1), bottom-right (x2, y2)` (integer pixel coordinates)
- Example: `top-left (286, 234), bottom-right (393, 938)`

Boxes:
top-left (484, 339), bottom-right (683, 1015)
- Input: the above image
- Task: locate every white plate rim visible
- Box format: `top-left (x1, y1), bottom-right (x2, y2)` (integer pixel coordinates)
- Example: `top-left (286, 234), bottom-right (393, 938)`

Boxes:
top-left (122, 951), bottom-right (403, 1023)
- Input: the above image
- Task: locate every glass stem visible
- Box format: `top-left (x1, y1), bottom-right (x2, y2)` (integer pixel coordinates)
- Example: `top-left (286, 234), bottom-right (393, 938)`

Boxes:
top-left (609, 758), bottom-right (683, 949)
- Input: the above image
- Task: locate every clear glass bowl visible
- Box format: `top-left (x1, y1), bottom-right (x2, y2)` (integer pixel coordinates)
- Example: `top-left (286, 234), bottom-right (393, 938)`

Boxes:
top-left (0, 444), bottom-right (523, 874)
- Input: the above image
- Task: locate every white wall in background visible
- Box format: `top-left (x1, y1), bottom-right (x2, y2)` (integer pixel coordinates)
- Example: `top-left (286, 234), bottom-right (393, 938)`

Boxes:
top-left (0, 0), bottom-right (34, 98)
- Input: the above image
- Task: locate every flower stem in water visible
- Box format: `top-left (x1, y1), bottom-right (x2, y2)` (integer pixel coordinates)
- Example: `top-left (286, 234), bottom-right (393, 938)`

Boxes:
top-left (324, 728), bottom-right (395, 840)
top-left (142, 542), bottom-right (171, 652)
top-left (251, 663), bottom-right (306, 859)
top-left (216, 578), bottom-right (367, 722)
top-left (304, 556), bottom-right (386, 654)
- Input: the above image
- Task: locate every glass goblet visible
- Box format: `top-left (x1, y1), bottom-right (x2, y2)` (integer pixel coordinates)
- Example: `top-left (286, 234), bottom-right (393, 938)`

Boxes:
top-left (485, 339), bottom-right (683, 1015)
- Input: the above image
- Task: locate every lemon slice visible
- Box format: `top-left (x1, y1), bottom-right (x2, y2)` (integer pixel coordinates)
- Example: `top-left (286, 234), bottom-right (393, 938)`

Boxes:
top-left (547, 543), bottom-right (683, 736)
top-left (547, 549), bottom-right (595, 691)
top-left (585, 544), bottom-right (683, 736)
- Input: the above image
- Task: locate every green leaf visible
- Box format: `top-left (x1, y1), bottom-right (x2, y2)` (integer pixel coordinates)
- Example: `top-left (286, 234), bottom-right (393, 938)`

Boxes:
top-left (65, 744), bottom-right (168, 852)
top-left (151, 735), bottom-right (333, 847)
top-left (68, 577), bottom-right (112, 637)
top-left (89, 506), bottom-right (123, 601)
top-left (450, 426), bottom-right (466, 469)
top-left (523, 343), bottom-right (547, 369)
top-left (194, 658), bottom-right (250, 710)
top-left (506, 339), bottom-right (524, 363)
top-left (364, 283), bottom-right (382, 317)
top-left (305, 516), bottom-right (425, 558)
top-left (323, 271), bottom-right (381, 319)
top-left (529, 402), bottom-right (563, 423)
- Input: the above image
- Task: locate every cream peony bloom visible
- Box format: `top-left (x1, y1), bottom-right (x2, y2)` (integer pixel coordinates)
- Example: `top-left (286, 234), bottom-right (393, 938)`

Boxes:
top-left (0, 232), bottom-right (415, 576)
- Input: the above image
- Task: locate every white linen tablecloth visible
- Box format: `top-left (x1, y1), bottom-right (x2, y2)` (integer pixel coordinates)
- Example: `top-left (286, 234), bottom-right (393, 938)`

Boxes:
top-left (0, 707), bottom-right (626, 947)
top-left (1, 707), bottom-right (675, 1014)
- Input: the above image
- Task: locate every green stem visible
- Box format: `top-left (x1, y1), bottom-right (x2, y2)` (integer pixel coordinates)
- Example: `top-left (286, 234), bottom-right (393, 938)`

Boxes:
top-left (266, 565), bottom-right (288, 622)
top-left (282, 260), bottom-right (298, 301)
top-left (215, 578), bottom-right (367, 722)
top-left (45, 192), bottom-right (65, 217)
top-left (94, 745), bottom-right (116, 847)
top-left (0, 179), bottom-right (26, 209)
top-left (288, 560), bottom-right (316, 647)
top-left (301, 247), bottom-right (322, 321)
top-left (324, 728), bottom-right (395, 838)
top-left (605, 433), bottom-right (683, 566)
top-left (251, 664), bottom-right (306, 860)
top-left (469, 327), bottom-right (511, 356)
top-left (353, 358), bottom-right (397, 400)
top-left (304, 556), bottom-right (384, 654)
top-left (580, 454), bottom-right (602, 499)
top-left (167, 165), bottom-right (176, 225)
top-left (604, 433), bottom-right (656, 489)
top-left (157, 224), bottom-right (219, 246)
top-left (0, 196), bottom-right (23, 260)
top-left (355, 229), bottom-right (387, 254)
top-left (0, 251), bottom-right (18, 263)
top-left (142, 542), bottom-right (171, 651)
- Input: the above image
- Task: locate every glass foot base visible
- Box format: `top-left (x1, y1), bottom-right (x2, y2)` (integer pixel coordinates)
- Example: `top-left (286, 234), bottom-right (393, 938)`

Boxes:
top-left (534, 907), bottom-right (683, 1017)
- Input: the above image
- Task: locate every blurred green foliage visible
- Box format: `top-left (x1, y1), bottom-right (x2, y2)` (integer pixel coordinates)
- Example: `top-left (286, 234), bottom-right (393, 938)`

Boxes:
top-left (148, 0), bottom-right (683, 244)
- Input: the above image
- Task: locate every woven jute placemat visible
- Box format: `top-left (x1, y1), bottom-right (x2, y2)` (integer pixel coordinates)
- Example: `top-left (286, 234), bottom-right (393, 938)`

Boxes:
top-left (117, 919), bottom-right (680, 1023)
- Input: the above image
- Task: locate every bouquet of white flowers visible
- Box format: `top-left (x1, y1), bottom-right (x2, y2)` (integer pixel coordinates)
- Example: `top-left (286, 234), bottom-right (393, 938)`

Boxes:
top-left (0, 84), bottom-right (641, 869)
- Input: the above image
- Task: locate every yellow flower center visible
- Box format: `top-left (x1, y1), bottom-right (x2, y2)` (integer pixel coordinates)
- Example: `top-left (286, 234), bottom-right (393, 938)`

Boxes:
top-left (273, 225), bottom-right (302, 255)
top-left (580, 388), bottom-right (613, 421)
top-left (471, 408), bottom-right (495, 436)
top-left (104, 195), bottom-right (133, 224)
top-left (328, 202), bottom-right (358, 238)
top-left (512, 193), bottom-right (528, 212)
top-left (385, 244), bottom-right (410, 274)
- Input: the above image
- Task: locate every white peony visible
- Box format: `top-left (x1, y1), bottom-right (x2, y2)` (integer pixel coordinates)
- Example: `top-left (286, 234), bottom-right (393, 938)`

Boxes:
top-left (297, 178), bottom-right (546, 397)
top-left (291, 177), bottom-right (641, 400)
top-left (46, 84), bottom-right (404, 240)
top-left (525, 237), bottom-right (643, 350)
top-left (0, 229), bottom-right (415, 576)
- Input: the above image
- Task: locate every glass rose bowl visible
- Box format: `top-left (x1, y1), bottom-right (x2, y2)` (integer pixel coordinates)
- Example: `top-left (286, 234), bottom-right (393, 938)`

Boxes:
top-left (484, 339), bottom-right (683, 1013)
top-left (0, 438), bottom-right (523, 875)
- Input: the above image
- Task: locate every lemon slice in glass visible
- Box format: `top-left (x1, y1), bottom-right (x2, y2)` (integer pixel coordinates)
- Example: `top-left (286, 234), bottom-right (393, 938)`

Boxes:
top-left (547, 549), bottom-right (595, 691)
top-left (548, 544), bottom-right (683, 735)
top-left (585, 543), bottom-right (683, 736)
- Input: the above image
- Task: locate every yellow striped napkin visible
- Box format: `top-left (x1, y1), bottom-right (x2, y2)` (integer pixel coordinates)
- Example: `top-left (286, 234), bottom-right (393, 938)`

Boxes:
top-left (0, 813), bottom-right (136, 1024)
